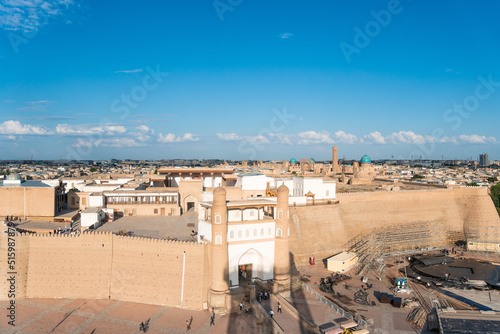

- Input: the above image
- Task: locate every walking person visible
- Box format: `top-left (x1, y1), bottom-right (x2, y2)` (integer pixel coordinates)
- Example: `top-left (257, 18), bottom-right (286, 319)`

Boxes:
top-left (186, 319), bottom-right (191, 331)
top-left (210, 314), bottom-right (215, 326)
top-left (277, 302), bottom-right (282, 313)
top-left (239, 301), bottom-right (243, 311)
top-left (269, 309), bottom-right (274, 318)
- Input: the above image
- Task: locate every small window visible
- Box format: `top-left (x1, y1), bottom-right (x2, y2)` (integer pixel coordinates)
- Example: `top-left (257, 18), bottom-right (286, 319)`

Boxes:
top-left (246, 229), bottom-right (250, 237)
top-left (238, 230), bottom-right (242, 238)
top-left (253, 229), bottom-right (257, 237)
top-left (215, 214), bottom-right (221, 224)
top-left (154, 209), bottom-right (158, 214)
top-left (268, 228), bottom-right (271, 235)
top-left (215, 235), bottom-right (222, 245)
top-left (261, 228), bottom-right (264, 236)
top-left (230, 231), bottom-right (234, 239)
top-left (276, 228), bottom-right (283, 237)
top-left (278, 210), bottom-right (283, 220)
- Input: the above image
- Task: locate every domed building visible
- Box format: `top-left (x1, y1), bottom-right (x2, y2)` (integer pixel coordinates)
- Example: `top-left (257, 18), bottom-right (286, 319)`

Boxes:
top-left (289, 158), bottom-right (297, 166)
top-left (3, 173), bottom-right (22, 186)
top-left (350, 154), bottom-right (376, 185)
top-left (360, 155), bottom-right (371, 165)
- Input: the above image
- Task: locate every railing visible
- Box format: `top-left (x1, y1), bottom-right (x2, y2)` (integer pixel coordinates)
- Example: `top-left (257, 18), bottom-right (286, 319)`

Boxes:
top-left (107, 200), bottom-right (177, 205)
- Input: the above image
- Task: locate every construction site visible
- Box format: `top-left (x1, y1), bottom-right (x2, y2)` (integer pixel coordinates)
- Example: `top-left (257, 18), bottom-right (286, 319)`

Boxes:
top-left (295, 217), bottom-right (500, 334)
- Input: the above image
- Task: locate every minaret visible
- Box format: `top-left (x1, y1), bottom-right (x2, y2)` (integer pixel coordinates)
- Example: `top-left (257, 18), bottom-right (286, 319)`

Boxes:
top-left (332, 146), bottom-right (339, 172)
top-left (209, 186), bottom-right (229, 311)
top-left (274, 185), bottom-right (290, 290)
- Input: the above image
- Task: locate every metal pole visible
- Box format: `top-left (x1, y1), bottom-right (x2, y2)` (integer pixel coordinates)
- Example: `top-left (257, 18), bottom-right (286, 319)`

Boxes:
top-left (180, 251), bottom-right (186, 307)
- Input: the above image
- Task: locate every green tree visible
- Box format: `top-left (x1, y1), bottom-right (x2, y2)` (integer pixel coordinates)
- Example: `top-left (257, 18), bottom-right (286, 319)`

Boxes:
top-left (491, 184), bottom-right (500, 211)
top-left (466, 182), bottom-right (479, 187)
top-left (89, 167), bottom-right (97, 172)
top-left (412, 174), bottom-right (424, 179)
top-left (488, 176), bottom-right (498, 183)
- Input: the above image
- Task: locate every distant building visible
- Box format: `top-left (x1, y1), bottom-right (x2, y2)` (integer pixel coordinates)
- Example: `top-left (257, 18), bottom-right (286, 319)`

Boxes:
top-left (479, 153), bottom-right (490, 167)
top-left (0, 173), bottom-right (65, 218)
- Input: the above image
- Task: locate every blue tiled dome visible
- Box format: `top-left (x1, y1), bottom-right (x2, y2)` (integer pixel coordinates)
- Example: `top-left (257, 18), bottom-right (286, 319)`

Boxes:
top-left (360, 155), bottom-right (371, 164)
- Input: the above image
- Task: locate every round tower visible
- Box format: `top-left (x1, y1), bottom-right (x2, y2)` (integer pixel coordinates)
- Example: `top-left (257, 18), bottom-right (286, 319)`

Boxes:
top-left (209, 186), bottom-right (229, 311)
top-left (274, 184), bottom-right (291, 289)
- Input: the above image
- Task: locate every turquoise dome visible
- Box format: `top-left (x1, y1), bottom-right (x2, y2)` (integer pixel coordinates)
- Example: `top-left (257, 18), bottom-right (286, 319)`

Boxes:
top-left (311, 158), bottom-right (315, 163)
top-left (360, 155), bottom-right (371, 164)
top-left (290, 158), bottom-right (297, 163)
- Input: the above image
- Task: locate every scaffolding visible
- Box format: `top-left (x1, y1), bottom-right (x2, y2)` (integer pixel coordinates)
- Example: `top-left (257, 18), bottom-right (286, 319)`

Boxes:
top-left (465, 221), bottom-right (500, 253)
top-left (344, 221), bottom-right (462, 276)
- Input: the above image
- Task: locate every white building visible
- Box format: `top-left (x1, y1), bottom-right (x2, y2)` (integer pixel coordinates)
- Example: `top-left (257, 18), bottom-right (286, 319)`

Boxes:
top-left (81, 207), bottom-right (105, 229)
top-left (198, 198), bottom-right (281, 288)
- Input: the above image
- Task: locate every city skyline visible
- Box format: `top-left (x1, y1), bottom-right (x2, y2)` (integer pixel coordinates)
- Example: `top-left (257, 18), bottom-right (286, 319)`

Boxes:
top-left (1, 1), bottom-right (499, 161)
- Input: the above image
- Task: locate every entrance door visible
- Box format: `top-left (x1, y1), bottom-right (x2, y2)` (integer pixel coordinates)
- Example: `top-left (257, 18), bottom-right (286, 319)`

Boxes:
top-left (160, 208), bottom-right (165, 216)
top-left (239, 264), bottom-right (252, 282)
top-left (187, 202), bottom-right (195, 211)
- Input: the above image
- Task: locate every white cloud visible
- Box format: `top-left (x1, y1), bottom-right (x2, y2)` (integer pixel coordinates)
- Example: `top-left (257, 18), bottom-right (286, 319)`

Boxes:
top-left (17, 100), bottom-right (54, 111)
top-left (56, 124), bottom-right (127, 136)
top-left (95, 138), bottom-right (143, 148)
top-left (459, 134), bottom-right (496, 144)
top-left (217, 133), bottom-right (241, 141)
top-left (297, 131), bottom-right (334, 145)
top-left (333, 131), bottom-right (361, 144)
top-left (158, 133), bottom-right (199, 143)
top-left (71, 138), bottom-right (93, 148)
top-left (0, 120), bottom-right (53, 135)
top-left (279, 33), bottom-right (293, 39)
top-left (269, 133), bottom-right (293, 145)
top-left (386, 131), bottom-right (426, 144)
top-left (72, 137), bottom-right (144, 148)
top-left (26, 100), bottom-right (53, 104)
top-left (0, 0), bottom-right (76, 32)
top-left (217, 133), bottom-right (280, 145)
top-left (136, 125), bottom-right (154, 134)
top-left (364, 131), bottom-right (386, 144)
top-left (115, 69), bottom-right (143, 74)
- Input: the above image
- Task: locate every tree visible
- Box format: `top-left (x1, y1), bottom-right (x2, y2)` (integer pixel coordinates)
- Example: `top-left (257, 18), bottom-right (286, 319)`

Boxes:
top-left (491, 184), bottom-right (500, 217)
top-left (466, 182), bottom-right (479, 187)
top-left (412, 174), bottom-right (424, 179)
top-left (488, 176), bottom-right (498, 183)
top-left (89, 167), bottom-right (97, 173)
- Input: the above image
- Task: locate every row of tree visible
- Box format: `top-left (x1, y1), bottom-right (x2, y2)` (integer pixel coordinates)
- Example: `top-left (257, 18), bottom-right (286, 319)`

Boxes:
top-left (491, 183), bottom-right (500, 217)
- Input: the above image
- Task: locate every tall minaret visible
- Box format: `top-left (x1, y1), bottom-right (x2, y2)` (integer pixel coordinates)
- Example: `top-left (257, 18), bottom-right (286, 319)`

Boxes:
top-left (332, 145), bottom-right (339, 172)
top-left (209, 186), bottom-right (229, 311)
top-left (274, 184), bottom-right (290, 290)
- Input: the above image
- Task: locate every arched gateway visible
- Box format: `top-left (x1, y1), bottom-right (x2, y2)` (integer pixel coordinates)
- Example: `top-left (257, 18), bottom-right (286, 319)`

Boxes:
top-left (197, 185), bottom-right (291, 311)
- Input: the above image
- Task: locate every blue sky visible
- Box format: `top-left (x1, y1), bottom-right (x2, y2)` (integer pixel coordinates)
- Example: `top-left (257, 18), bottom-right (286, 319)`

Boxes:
top-left (0, 0), bottom-right (499, 161)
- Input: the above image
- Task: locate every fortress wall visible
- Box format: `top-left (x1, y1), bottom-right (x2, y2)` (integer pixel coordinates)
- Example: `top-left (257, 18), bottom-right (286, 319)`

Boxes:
top-left (26, 232), bottom-right (113, 300)
top-left (0, 230), bottom-right (30, 299)
top-left (0, 187), bottom-right (55, 217)
top-left (0, 233), bottom-right (209, 309)
top-left (289, 188), bottom-right (500, 262)
top-left (110, 236), bottom-right (208, 309)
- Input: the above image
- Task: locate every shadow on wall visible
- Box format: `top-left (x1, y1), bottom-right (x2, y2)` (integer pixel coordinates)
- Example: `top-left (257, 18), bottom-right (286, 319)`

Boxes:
top-left (223, 252), bottom-right (315, 334)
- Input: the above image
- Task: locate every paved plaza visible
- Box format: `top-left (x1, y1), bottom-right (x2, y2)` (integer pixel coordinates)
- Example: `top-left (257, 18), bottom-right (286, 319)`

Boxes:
top-left (95, 211), bottom-right (198, 240)
top-left (0, 298), bottom-right (267, 334)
